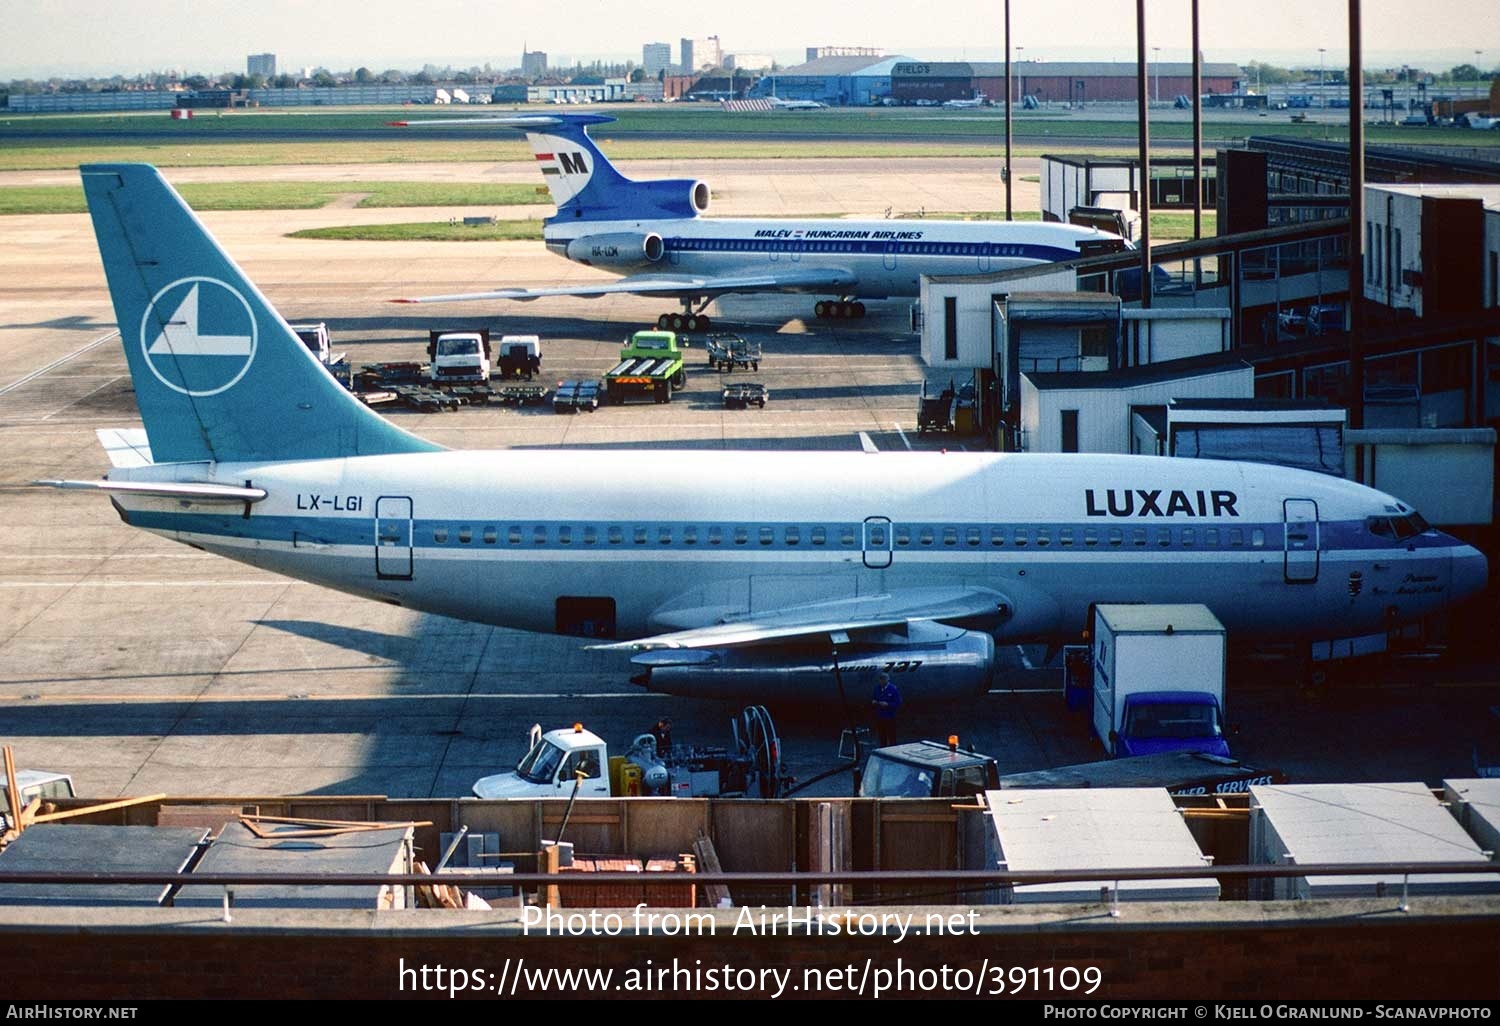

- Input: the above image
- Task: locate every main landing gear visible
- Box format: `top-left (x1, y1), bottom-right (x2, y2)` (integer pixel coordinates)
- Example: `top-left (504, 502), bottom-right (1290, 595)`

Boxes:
top-left (814, 299), bottom-right (866, 319)
top-left (656, 311), bottom-right (713, 332)
top-left (657, 297), bottom-right (714, 333)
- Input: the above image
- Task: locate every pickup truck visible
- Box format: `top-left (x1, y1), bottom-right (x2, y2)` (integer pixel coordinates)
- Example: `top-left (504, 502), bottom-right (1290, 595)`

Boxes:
top-left (603, 330), bottom-right (686, 404)
top-left (1, 770), bottom-right (76, 830)
top-left (473, 707), bottom-right (786, 799)
top-left (427, 330), bottom-right (492, 384)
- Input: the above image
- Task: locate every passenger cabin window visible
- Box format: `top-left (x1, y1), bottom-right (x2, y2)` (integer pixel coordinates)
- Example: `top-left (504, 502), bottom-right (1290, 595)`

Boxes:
top-left (1014, 529), bottom-right (1028, 547)
top-left (966, 527), bottom-right (981, 547)
top-left (990, 528), bottom-right (1006, 546)
top-left (683, 526), bottom-right (698, 545)
top-left (659, 527), bottom-right (673, 545)
top-left (1182, 528), bottom-right (1195, 547)
top-left (895, 526), bottom-right (911, 547)
top-left (458, 526), bottom-right (472, 544)
top-left (532, 526), bottom-right (547, 545)
top-left (785, 526), bottom-right (800, 546)
top-left (919, 527), bottom-right (934, 546)
top-left (759, 526), bottom-right (774, 546)
top-left (840, 527), bottom-right (856, 546)
top-left (812, 527), bottom-right (827, 546)
top-left (1251, 528), bottom-right (1266, 547)
top-left (608, 526), bottom-right (624, 545)
top-left (483, 527), bottom-right (498, 545)
top-left (1060, 528), bottom-right (1075, 547)
top-left (433, 527), bottom-right (449, 544)
top-left (1108, 528), bottom-right (1123, 547)
top-left (1229, 528), bottom-right (1244, 547)
top-left (1206, 527), bottom-right (1220, 547)
top-left (1035, 529), bottom-right (1050, 547)
top-left (634, 527), bottom-right (648, 545)
top-left (709, 526), bottom-right (723, 546)
top-left (1132, 528), bottom-right (1147, 547)
top-left (558, 526), bottom-right (572, 545)
top-left (1156, 528), bottom-right (1171, 548)
top-left (942, 527), bottom-right (958, 546)
top-left (735, 527), bottom-right (749, 545)
top-left (867, 525), bottom-right (886, 546)
top-left (583, 526), bottom-right (597, 545)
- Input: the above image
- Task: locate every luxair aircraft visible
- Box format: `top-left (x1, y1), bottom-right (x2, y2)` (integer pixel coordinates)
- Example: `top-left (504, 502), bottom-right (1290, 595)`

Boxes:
top-left (48, 165), bottom-right (1487, 704)
top-left (391, 112), bottom-right (1126, 331)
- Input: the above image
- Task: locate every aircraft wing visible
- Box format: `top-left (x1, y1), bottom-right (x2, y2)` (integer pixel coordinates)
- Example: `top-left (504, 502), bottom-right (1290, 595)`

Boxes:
top-left (393, 266), bottom-right (858, 305)
top-left (588, 586), bottom-right (1010, 652)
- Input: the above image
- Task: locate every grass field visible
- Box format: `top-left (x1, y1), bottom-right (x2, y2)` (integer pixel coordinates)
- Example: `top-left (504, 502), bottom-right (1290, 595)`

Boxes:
top-left (288, 219), bottom-right (544, 242)
top-left (4, 104), bottom-right (1491, 170)
top-left (0, 180), bottom-right (547, 215)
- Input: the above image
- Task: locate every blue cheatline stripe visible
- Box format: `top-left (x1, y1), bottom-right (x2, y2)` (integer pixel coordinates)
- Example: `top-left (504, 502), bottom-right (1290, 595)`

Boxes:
top-left (657, 237), bottom-right (1078, 262)
top-left (123, 510), bottom-right (1456, 556)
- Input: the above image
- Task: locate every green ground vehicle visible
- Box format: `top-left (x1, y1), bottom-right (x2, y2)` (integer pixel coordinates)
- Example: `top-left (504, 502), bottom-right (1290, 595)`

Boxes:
top-left (604, 331), bottom-right (687, 404)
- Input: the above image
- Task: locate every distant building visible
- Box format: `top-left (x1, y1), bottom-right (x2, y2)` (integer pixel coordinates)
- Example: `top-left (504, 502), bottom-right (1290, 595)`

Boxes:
top-left (750, 54), bottom-right (905, 106)
top-left (247, 53), bottom-right (276, 79)
top-left (681, 35), bottom-right (722, 74)
top-left (726, 53), bottom-right (774, 72)
top-left (806, 46), bottom-right (884, 62)
top-left (522, 50), bottom-right (548, 78)
top-left (642, 42), bottom-right (673, 78)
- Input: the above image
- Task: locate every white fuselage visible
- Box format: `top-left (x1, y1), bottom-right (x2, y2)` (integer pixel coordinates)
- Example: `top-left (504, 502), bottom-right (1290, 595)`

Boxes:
top-left (543, 215), bottom-right (1117, 299)
top-left (111, 449), bottom-right (1481, 649)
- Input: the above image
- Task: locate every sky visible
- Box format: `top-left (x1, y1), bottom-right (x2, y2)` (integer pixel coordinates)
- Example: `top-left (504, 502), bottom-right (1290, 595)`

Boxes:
top-left (1, 0), bottom-right (1497, 79)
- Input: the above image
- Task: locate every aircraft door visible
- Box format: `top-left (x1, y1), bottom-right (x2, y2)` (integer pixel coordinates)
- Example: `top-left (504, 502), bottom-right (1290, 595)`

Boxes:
top-left (1283, 498), bottom-right (1320, 583)
top-left (374, 496), bottom-right (414, 580)
top-left (863, 516), bottom-right (893, 569)
top-left (882, 241), bottom-right (899, 271)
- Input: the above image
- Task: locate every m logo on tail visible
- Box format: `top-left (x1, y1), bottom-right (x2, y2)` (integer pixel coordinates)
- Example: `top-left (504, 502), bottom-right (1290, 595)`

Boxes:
top-left (140, 277), bottom-right (257, 397)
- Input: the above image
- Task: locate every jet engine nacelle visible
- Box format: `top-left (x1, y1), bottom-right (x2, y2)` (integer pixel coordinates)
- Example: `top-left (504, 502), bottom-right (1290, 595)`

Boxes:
top-left (629, 628), bottom-right (995, 704)
top-left (632, 177), bottom-right (710, 218)
top-left (565, 232), bottom-right (665, 268)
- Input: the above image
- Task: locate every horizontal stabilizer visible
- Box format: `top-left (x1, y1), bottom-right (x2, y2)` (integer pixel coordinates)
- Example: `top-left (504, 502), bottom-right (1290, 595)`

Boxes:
top-left (96, 428), bottom-right (154, 468)
top-left (589, 586), bottom-right (1010, 652)
top-left (34, 479), bottom-right (267, 503)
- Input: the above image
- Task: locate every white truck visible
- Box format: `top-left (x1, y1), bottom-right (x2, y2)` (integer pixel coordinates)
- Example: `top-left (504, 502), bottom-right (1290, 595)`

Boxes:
top-left (1089, 603), bottom-right (1232, 759)
top-left (288, 322), bottom-right (347, 368)
top-left (1, 770), bottom-right (76, 830)
top-left (427, 329), bottom-right (492, 384)
top-left (472, 708), bottom-right (786, 800)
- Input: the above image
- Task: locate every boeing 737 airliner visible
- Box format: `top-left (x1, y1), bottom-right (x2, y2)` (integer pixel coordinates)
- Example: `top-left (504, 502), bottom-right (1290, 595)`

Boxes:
top-left (391, 112), bottom-right (1126, 330)
top-left (47, 165), bottom-right (1487, 704)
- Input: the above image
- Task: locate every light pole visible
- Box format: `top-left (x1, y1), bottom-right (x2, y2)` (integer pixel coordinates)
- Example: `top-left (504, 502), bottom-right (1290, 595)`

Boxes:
top-left (1152, 46), bottom-right (1161, 105)
top-left (1016, 46), bottom-right (1025, 103)
top-left (1318, 47), bottom-right (1326, 108)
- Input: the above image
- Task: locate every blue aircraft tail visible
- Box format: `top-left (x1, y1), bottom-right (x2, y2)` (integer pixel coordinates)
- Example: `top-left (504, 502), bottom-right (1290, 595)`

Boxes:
top-left (516, 113), bottom-right (710, 223)
top-left (81, 164), bottom-right (441, 465)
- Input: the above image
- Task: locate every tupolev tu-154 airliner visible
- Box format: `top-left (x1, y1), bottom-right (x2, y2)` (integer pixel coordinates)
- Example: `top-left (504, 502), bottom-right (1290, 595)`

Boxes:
top-left (43, 164), bottom-right (1487, 704)
top-left (389, 112), bottom-right (1126, 331)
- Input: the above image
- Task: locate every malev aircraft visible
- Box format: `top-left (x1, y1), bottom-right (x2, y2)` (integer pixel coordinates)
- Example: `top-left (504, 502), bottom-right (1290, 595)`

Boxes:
top-left (391, 112), bottom-right (1125, 330)
top-left (49, 165), bottom-right (1487, 704)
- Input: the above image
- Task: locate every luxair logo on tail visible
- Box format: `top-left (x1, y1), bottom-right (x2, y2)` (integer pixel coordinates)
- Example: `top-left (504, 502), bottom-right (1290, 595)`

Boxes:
top-left (139, 277), bottom-right (257, 397)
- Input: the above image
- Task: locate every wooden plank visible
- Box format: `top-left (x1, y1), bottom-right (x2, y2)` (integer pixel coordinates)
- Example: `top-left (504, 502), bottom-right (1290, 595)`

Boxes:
top-left (3, 746), bottom-right (22, 834)
top-left (29, 794), bottom-right (168, 823)
top-left (692, 831), bottom-right (731, 909)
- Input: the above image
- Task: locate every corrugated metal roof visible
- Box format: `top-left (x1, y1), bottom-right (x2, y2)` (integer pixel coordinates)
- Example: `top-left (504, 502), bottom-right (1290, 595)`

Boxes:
top-left (1026, 354), bottom-right (1252, 391)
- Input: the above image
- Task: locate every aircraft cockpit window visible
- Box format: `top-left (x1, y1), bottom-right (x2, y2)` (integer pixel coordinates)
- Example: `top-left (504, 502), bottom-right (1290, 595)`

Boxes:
top-left (1366, 516), bottom-right (1393, 538)
top-left (1408, 512), bottom-right (1431, 534)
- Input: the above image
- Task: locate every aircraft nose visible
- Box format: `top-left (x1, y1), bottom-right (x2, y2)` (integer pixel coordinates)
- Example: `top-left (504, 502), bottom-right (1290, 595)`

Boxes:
top-left (1452, 544), bottom-right (1489, 603)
